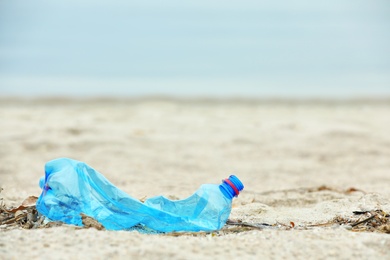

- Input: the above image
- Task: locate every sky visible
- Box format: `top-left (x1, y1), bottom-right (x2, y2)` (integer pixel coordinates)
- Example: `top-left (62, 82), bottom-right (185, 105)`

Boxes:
top-left (0, 0), bottom-right (389, 98)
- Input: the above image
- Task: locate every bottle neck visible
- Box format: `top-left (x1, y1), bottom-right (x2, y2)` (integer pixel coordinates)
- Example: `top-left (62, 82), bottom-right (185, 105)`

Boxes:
top-left (219, 175), bottom-right (244, 199)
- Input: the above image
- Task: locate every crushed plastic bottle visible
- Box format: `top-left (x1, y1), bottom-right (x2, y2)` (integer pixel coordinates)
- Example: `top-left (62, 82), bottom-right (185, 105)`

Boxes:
top-left (36, 158), bottom-right (244, 232)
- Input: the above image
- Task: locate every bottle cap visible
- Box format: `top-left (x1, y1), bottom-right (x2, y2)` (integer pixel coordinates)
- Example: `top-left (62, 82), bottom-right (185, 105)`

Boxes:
top-left (219, 175), bottom-right (244, 199)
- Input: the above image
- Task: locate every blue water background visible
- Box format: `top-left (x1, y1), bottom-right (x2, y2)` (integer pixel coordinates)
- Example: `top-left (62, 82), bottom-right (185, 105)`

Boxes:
top-left (0, 1), bottom-right (389, 98)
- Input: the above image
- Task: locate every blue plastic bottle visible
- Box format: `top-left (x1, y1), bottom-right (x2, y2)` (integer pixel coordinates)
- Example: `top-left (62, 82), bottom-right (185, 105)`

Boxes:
top-left (36, 158), bottom-right (244, 232)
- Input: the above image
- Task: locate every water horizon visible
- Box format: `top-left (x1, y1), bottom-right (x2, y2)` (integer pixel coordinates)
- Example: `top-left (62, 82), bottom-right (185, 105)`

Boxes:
top-left (1, 1), bottom-right (389, 98)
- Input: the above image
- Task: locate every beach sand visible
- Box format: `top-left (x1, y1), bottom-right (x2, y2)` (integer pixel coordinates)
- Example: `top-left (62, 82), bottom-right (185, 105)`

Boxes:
top-left (1, 98), bottom-right (390, 259)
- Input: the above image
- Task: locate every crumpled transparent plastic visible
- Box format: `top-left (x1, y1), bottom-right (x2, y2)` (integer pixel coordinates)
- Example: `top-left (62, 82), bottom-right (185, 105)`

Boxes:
top-left (36, 158), bottom-right (244, 232)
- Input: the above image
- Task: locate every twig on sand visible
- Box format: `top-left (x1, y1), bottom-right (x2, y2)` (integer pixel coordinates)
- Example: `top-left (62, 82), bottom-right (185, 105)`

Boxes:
top-left (351, 214), bottom-right (376, 227)
top-left (226, 219), bottom-right (271, 230)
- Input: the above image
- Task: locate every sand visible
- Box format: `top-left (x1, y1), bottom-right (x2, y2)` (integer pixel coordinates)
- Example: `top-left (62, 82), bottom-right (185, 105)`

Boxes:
top-left (1, 98), bottom-right (390, 259)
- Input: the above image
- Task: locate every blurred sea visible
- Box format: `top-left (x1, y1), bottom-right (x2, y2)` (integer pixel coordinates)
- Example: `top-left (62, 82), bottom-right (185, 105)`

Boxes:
top-left (0, 1), bottom-right (389, 98)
